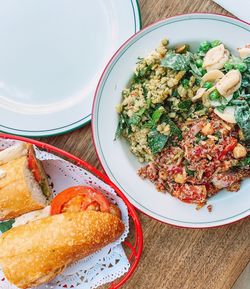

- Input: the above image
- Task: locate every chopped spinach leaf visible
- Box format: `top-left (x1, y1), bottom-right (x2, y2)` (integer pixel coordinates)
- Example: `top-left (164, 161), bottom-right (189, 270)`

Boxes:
top-left (178, 99), bottom-right (192, 111)
top-left (233, 91), bottom-right (240, 100)
top-left (160, 115), bottom-right (183, 140)
top-left (195, 132), bottom-right (208, 143)
top-left (143, 106), bottom-right (166, 128)
top-left (240, 155), bottom-right (250, 166)
top-left (172, 89), bottom-right (179, 97)
top-left (190, 62), bottom-right (202, 77)
top-left (133, 65), bottom-right (152, 83)
top-left (128, 107), bottom-right (146, 126)
top-left (214, 131), bottom-right (221, 139)
top-left (138, 65), bottom-right (152, 77)
top-left (128, 114), bottom-right (141, 126)
top-left (148, 129), bottom-right (168, 154)
top-left (185, 166), bottom-right (196, 176)
top-left (239, 57), bottom-right (250, 94)
top-left (243, 57), bottom-right (250, 69)
top-left (241, 74), bottom-right (250, 88)
top-left (234, 153), bottom-right (250, 168)
top-left (152, 106), bottom-right (165, 123)
top-left (184, 160), bottom-right (195, 176)
top-left (142, 86), bottom-right (148, 98)
top-left (161, 51), bottom-right (192, 71)
top-left (115, 113), bottom-right (128, 139)
top-left (146, 97), bottom-right (151, 108)
top-left (168, 119), bottom-right (182, 140)
top-left (195, 102), bottom-right (204, 111)
top-left (181, 78), bottom-right (189, 88)
top-left (235, 103), bottom-right (250, 141)
top-left (215, 104), bottom-right (227, 113)
top-left (0, 219), bottom-right (15, 233)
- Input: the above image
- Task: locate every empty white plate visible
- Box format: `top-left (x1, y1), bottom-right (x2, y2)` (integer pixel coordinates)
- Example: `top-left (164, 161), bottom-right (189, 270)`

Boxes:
top-left (0, 0), bottom-right (141, 136)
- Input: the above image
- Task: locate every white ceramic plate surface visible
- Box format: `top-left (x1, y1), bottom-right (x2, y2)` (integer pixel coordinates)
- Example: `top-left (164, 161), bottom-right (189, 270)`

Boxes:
top-left (0, 0), bottom-right (141, 136)
top-left (93, 14), bottom-right (250, 228)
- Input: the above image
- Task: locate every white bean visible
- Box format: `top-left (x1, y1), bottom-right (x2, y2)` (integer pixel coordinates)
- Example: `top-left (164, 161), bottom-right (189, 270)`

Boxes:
top-left (203, 44), bottom-right (229, 71)
top-left (216, 70), bottom-right (241, 97)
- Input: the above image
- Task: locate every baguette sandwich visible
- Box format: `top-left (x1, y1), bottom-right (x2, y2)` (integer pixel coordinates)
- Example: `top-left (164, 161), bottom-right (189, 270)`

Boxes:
top-left (0, 142), bottom-right (52, 220)
top-left (0, 186), bottom-right (125, 289)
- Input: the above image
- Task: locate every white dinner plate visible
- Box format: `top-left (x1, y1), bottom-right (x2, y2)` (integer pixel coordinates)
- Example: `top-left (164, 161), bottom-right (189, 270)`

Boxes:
top-left (0, 0), bottom-right (141, 137)
top-left (92, 14), bottom-right (250, 228)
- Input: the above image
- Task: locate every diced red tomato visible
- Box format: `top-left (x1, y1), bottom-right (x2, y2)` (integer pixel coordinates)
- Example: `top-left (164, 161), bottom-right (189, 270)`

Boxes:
top-left (218, 137), bottom-right (237, 160)
top-left (170, 167), bottom-right (183, 174)
top-left (194, 147), bottom-right (202, 156)
top-left (173, 184), bottom-right (207, 204)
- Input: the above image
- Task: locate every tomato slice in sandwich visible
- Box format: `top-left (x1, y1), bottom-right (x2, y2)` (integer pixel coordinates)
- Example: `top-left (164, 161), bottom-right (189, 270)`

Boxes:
top-left (50, 186), bottom-right (112, 215)
top-left (27, 148), bottom-right (42, 183)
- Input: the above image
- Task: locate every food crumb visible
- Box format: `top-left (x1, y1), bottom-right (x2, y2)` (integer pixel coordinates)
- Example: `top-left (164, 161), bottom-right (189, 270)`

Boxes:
top-left (207, 204), bottom-right (212, 213)
top-left (195, 203), bottom-right (206, 210)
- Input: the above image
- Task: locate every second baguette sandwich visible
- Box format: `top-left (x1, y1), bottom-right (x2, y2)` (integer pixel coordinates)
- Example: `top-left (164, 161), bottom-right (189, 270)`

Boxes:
top-left (0, 211), bottom-right (124, 289)
top-left (0, 186), bottom-right (125, 289)
top-left (0, 142), bottom-right (52, 220)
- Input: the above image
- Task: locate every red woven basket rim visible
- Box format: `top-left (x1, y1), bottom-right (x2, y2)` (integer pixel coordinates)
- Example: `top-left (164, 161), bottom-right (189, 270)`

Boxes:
top-left (0, 133), bottom-right (143, 289)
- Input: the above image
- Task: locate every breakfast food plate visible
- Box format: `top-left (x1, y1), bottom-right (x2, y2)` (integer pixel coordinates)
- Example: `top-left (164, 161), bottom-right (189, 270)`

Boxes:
top-left (92, 13), bottom-right (250, 228)
top-left (0, 133), bottom-right (142, 289)
top-left (0, 0), bottom-right (141, 137)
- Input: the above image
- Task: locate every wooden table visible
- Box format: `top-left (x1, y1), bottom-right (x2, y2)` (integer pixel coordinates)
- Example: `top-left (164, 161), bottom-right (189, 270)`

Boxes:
top-left (42, 0), bottom-right (250, 288)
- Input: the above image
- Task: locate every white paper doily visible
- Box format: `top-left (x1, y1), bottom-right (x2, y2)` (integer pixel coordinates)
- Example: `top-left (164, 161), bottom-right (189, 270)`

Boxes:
top-left (0, 140), bottom-right (130, 289)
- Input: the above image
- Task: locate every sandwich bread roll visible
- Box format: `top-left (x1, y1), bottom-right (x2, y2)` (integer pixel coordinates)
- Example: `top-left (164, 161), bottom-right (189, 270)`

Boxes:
top-left (0, 143), bottom-right (51, 220)
top-left (0, 211), bottom-right (125, 289)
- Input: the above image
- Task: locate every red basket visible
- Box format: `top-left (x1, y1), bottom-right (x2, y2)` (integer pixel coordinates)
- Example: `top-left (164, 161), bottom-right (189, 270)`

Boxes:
top-left (0, 133), bottom-right (143, 289)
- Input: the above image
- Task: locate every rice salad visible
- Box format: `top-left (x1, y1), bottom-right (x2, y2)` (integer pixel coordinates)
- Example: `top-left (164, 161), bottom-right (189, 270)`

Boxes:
top-left (116, 39), bottom-right (250, 207)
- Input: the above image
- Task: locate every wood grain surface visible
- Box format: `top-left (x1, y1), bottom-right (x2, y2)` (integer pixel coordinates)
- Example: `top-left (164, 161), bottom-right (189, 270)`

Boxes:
top-left (41, 0), bottom-right (250, 288)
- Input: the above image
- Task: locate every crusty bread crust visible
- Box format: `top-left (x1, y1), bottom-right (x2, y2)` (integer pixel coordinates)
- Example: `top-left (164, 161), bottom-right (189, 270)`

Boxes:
top-left (0, 156), bottom-right (46, 220)
top-left (0, 211), bottom-right (125, 289)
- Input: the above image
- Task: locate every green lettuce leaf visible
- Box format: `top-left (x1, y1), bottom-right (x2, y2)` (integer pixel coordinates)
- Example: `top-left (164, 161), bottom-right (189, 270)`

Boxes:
top-left (0, 219), bottom-right (15, 233)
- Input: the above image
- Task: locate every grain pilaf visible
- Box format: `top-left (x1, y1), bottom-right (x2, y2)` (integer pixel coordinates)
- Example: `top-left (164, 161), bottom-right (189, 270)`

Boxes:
top-left (116, 40), bottom-right (250, 207)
